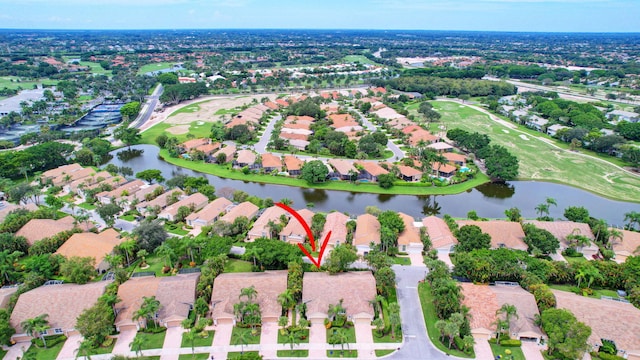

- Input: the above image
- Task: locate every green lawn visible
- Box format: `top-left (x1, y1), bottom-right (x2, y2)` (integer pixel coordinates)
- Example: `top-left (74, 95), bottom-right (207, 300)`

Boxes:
top-left (79, 61), bottom-right (112, 75)
top-left (215, 108), bottom-right (235, 115)
top-left (134, 330), bottom-right (167, 350)
top-left (0, 349), bottom-right (6, 359)
top-left (391, 256), bottom-right (411, 266)
top-left (548, 284), bottom-right (622, 299)
top-left (277, 329), bottom-right (310, 344)
top-left (231, 327), bottom-right (261, 345)
top-left (375, 349), bottom-right (395, 357)
top-left (87, 341), bottom-right (115, 356)
top-left (426, 100), bottom-right (640, 202)
top-left (140, 121), bottom-right (212, 145)
top-left (24, 337), bottom-right (66, 360)
top-left (78, 202), bottom-right (96, 210)
top-left (132, 255), bottom-right (173, 277)
top-left (327, 349), bottom-right (358, 357)
top-left (120, 214), bottom-right (136, 221)
top-left (490, 343), bottom-right (526, 360)
top-left (181, 330), bottom-right (215, 348)
top-left (372, 329), bottom-right (403, 343)
top-left (179, 354), bottom-right (209, 360)
top-left (326, 326), bottom-right (356, 344)
top-left (343, 55), bottom-right (379, 65)
top-left (418, 282), bottom-right (475, 358)
top-left (137, 62), bottom-right (178, 75)
top-left (277, 349), bottom-right (309, 357)
top-left (169, 101), bottom-right (209, 117)
top-left (225, 259), bottom-right (253, 273)
top-left (164, 222), bottom-right (189, 235)
top-left (154, 148), bottom-right (491, 196)
top-left (0, 76), bottom-right (58, 90)
top-left (228, 351), bottom-right (260, 359)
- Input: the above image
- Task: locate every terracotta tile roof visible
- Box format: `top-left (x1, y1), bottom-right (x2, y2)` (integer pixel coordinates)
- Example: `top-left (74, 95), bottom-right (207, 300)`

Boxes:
top-left (137, 189), bottom-right (184, 212)
top-left (397, 213), bottom-right (421, 246)
top-left (329, 114), bottom-right (359, 129)
top-left (432, 162), bottom-right (457, 174)
top-left (491, 285), bottom-right (543, 339)
top-left (42, 163), bottom-right (83, 180)
top-left (123, 184), bottom-right (163, 204)
top-left (373, 107), bottom-right (403, 120)
top-left (524, 221), bottom-right (595, 250)
top-left (213, 145), bottom-right (236, 162)
top-left (553, 289), bottom-right (640, 353)
top-left (280, 132), bottom-right (309, 141)
top-left (16, 216), bottom-right (78, 246)
top-left (275, 99), bottom-right (289, 107)
top-left (398, 165), bottom-right (422, 178)
top-left (280, 128), bottom-right (313, 136)
top-left (443, 152), bottom-right (467, 163)
top-left (195, 142), bottom-right (221, 155)
top-left (328, 159), bottom-right (357, 176)
top-left (422, 216), bottom-right (457, 249)
top-left (261, 153), bottom-right (282, 169)
top-left (356, 162), bottom-right (389, 177)
top-left (427, 142), bottom-right (454, 151)
top-left (0, 202), bottom-right (38, 223)
top-left (10, 282), bottom-right (109, 334)
top-left (182, 138), bottom-right (210, 151)
top-left (226, 117), bottom-right (256, 130)
top-left (611, 229), bottom-right (640, 259)
top-left (97, 180), bottom-right (147, 201)
top-left (83, 175), bottom-right (126, 193)
top-left (67, 170), bottom-right (112, 192)
top-left (401, 125), bottom-right (423, 134)
top-left (220, 201), bottom-right (260, 223)
top-left (115, 276), bottom-right (160, 328)
top-left (323, 212), bottom-right (350, 246)
top-left (248, 206), bottom-right (289, 240)
top-left (285, 115), bottom-right (315, 123)
top-left (185, 197), bottom-right (232, 225)
top-left (280, 208), bottom-right (314, 243)
top-left (409, 130), bottom-right (439, 146)
top-left (457, 220), bottom-right (527, 250)
top-left (284, 156), bottom-right (304, 172)
top-left (282, 122), bottom-right (312, 130)
top-left (155, 273), bottom-right (200, 324)
top-left (303, 272), bottom-right (376, 320)
top-left (354, 214), bottom-right (380, 247)
top-left (55, 228), bottom-right (124, 267)
top-left (235, 150), bottom-right (257, 165)
top-left (460, 282), bottom-right (499, 333)
top-left (210, 271), bottom-right (288, 321)
top-left (159, 192), bottom-right (208, 219)
top-left (53, 167), bottom-right (96, 186)
top-left (264, 101), bottom-right (279, 110)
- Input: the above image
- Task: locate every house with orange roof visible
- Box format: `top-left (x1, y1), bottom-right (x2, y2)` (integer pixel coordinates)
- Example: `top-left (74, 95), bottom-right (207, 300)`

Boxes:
top-left (185, 197), bottom-right (233, 228)
top-left (284, 156), bottom-right (304, 176)
top-left (289, 139), bottom-right (310, 151)
top-left (247, 206), bottom-right (289, 241)
top-left (40, 163), bottom-right (82, 183)
top-left (219, 201), bottom-right (260, 224)
top-left (329, 114), bottom-right (362, 132)
top-left (524, 220), bottom-right (598, 259)
top-left (194, 142), bottom-right (221, 158)
top-left (55, 228), bottom-right (124, 272)
top-left (79, 176), bottom-right (126, 200)
top-left (96, 179), bottom-right (147, 205)
top-left (65, 170), bottom-right (111, 193)
top-left (323, 212), bottom-right (350, 249)
top-left (443, 152), bottom-right (467, 166)
top-left (328, 159), bottom-right (357, 180)
top-left (422, 216), bottom-right (458, 252)
top-left (122, 183), bottom-right (163, 205)
top-left (180, 138), bottom-right (210, 153)
top-left (16, 216), bottom-right (84, 246)
top-left (136, 189), bottom-right (184, 214)
top-left (158, 192), bottom-right (208, 222)
top-left (275, 99), bottom-right (289, 107)
top-left (353, 214), bottom-right (381, 254)
top-left (261, 153), bottom-right (283, 172)
top-left (397, 213), bottom-right (423, 253)
top-left (457, 220), bottom-right (528, 251)
top-left (264, 101), bottom-right (279, 110)
top-left (611, 229), bottom-right (640, 263)
top-left (408, 129), bottom-right (440, 147)
top-left (398, 165), bottom-right (422, 182)
top-left (432, 162), bottom-right (457, 178)
top-left (234, 150), bottom-right (258, 169)
top-left (356, 161), bottom-right (389, 182)
top-left (213, 145), bottom-right (236, 164)
top-left (10, 281), bottom-right (110, 342)
top-left (51, 167), bottom-right (96, 187)
top-left (280, 208), bottom-right (314, 245)
top-left (280, 132), bottom-right (309, 141)
top-left (427, 142), bottom-right (454, 153)
top-left (115, 273), bottom-right (200, 331)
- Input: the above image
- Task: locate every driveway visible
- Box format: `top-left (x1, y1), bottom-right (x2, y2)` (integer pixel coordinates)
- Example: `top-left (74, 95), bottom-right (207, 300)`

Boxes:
top-left (354, 322), bottom-right (375, 359)
top-left (3, 342), bottom-right (31, 360)
top-left (472, 336), bottom-right (494, 360)
top-left (210, 323), bottom-right (233, 359)
top-left (112, 330), bottom-right (137, 355)
top-left (160, 326), bottom-right (184, 360)
top-left (254, 114), bottom-right (281, 154)
top-left (56, 334), bottom-right (83, 360)
top-left (308, 322), bottom-right (327, 359)
top-left (388, 264), bottom-right (463, 360)
top-left (521, 342), bottom-right (546, 360)
top-left (260, 322), bottom-right (279, 359)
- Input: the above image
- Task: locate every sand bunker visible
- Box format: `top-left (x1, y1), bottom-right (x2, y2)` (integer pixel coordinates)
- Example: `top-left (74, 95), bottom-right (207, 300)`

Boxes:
top-left (165, 125), bottom-right (190, 135)
top-left (502, 129), bottom-right (509, 133)
top-left (519, 134), bottom-right (529, 140)
top-left (166, 94), bottom-right (273, 125)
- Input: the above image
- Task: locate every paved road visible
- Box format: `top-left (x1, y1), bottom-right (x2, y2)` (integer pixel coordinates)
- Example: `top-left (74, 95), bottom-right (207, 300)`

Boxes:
top-left (132, 84), bottom-right (163, 129)
top-left (355, 109), bottom-right (406, 161)
top-left (390, 264), bottom-right (463, 360)
top-left (254, 114), bottom-right (282, 153)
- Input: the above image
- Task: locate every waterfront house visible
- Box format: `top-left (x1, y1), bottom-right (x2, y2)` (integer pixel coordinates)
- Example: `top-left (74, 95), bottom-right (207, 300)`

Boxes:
top-left (185, 197), bottom-right (233, 228)
top-left (353, 213), bottom-right (381, 255)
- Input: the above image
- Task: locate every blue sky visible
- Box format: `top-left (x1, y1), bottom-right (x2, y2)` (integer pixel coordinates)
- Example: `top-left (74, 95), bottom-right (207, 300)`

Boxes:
top-left (1, 0), bottom-right (638, 32)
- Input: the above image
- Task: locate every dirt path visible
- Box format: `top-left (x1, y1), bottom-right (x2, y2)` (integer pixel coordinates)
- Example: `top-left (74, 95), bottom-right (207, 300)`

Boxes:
top-left (438, 99), bottom-right (640, 179)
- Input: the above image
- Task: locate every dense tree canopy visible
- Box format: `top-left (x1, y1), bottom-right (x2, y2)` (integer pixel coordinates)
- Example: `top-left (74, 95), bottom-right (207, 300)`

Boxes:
top-left (455, 225), bottom-right (491, 252)
top-left (300, 160), bottom-right (328, 183)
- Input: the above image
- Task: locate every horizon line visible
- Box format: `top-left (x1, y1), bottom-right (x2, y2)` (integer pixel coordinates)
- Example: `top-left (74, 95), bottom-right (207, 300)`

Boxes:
top-left (1, 28), bottom-right (640, 34)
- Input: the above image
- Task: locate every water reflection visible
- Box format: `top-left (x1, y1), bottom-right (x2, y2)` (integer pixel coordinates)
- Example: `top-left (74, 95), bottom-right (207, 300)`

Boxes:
top-left (475, 182), bottom-right (516, 199)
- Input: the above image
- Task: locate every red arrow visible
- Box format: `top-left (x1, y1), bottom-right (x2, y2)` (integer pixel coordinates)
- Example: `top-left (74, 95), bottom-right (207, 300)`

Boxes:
top-left (276, 202), bottom-right (331, 269)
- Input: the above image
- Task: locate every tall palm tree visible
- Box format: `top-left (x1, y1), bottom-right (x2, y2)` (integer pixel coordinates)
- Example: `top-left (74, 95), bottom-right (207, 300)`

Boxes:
top-left (443, 321), bottom-right (459, 349)
top-left (234, 329), bottom-right (252, 354)
top-left (286, 330), bottom-right (300, 350)
top-left (239, 286), bottom-right (258, 304)
top-left (388, 303), bottom-right (401, 339)
top-left (183, 330), bottom-right (197, 357)
top-left (329, 328), bottom-right (350, 354)
top-left (129, 336), bottom-right (145, 357)
top-left (327, 299), bottom-right (345, 322)
top-left (278, 316), bottom-right (289, 335)
top-left (496, 303), bottom-right (518, 335)
top-left (21, 314), bottom-right (49, 348)
top-left (75, 339), bottom-right (93, 360)
top-left (154, 243), bottom-right (175, 269)
top-left (535, 203), bottom-right (549, 218)
top-left (245, 247), bottom-right (263, 268)
top-left (435, 320), bottom-right (447, 342)
top-left (118, 239), bottom-right (136, 266)
top-left (277, 289), bottom-right (295, 317)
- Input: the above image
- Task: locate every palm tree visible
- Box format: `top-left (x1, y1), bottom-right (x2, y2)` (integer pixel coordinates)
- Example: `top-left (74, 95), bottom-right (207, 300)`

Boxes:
top-left (280, 198), bottom-right (293, 206)
top-left (104, 253), bottom-right (123, 271)
top-left (286, 330), bottom-right (300, 350)
top-left (372, 317), bottom-right (385, 337)
top-left (327, 299), bottom-right (345, 322)
top-left (535, 203), bottom-right (550, 218)
top-left (492, 319), bottom-right (509, 340)
top-left (235, 329), bottom-right (252, 354)
top-left (183, 330), bottom-right (197, 357)
top-left (129, 336), bottom-right (145, 357)
top-left (443, 321), bottom-right (459, 349)
top-left (608, 228), bottom-right (623, 246)
top-left (278, 316), bottom-right (289, 335)
top-left (277, 289), bottom-right (295, 317)
top-left (496, 303), bottom-right (518, 336)
top-left (435, 320), bottom-right (447, 342)
top-left (245, 247), bottom-right (263, 268)
top-left (388, 303), bottom-right (401, 339)
top-left (21, 314), bottom-right (49, 348)
top-left (461, 335), bottom-right (475, 353)
top-left (328, 328), bottom-right (350, 354)
top-left (118, 239), bottom-right (136, 266)
top-left (133, 296), bottom-right (161, 329)
top-left (75, 339), bottom-right (93, 360)
top-left (239, 286), bottom-right (258, 304)
top-left (624, 211), bottom-right (640, 230)
top-left (154, 243), bottom-right (175, 269)
top-left (98, 292), bottom-right (121, 317)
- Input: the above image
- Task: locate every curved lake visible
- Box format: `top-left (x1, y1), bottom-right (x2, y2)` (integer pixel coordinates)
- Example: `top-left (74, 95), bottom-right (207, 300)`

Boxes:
top-left (109, 145), bottom-right (639, 226)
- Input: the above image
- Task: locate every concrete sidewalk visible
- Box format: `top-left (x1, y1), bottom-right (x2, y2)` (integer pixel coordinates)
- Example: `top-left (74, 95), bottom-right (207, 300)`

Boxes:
top-left (56, 334), bottom-right (83, 360)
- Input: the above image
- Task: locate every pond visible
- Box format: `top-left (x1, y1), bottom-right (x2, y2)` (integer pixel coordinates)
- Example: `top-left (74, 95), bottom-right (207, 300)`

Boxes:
top-left (108, 145), bottom-right (639, 226)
